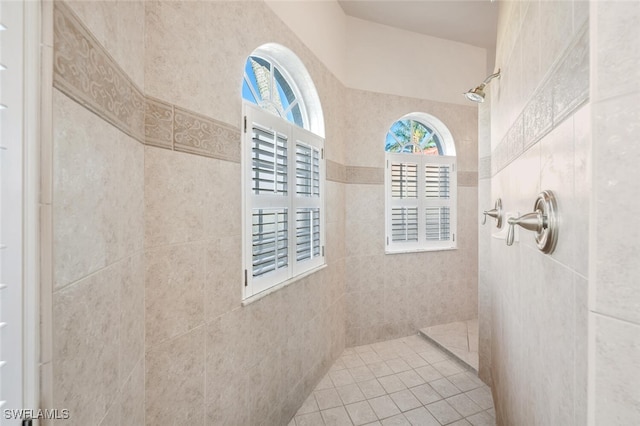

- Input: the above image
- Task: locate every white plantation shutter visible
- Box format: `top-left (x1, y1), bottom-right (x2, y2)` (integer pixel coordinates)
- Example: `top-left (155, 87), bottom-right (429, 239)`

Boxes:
top-left (292, 130), bottom-right (323, 275)
top-left (389, 161), bottom-right (419, 243)
top-left (244, 104), bottom-right (324, 298)
top-left (424, 162), bottom-right (454, 244)
top-left (386, 153), bottom-right (456, 252)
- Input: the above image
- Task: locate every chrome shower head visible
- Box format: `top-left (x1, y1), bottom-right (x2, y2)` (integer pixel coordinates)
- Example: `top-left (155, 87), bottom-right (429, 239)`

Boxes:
top-left (464, 69), bottom-right (501, 103)
top-left (465, 84), bottom-right (486, 102)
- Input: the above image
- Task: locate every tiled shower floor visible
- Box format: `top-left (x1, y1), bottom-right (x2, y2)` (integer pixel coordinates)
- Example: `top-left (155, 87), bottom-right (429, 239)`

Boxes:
top-left (289, 334), bottom-right (495, 426)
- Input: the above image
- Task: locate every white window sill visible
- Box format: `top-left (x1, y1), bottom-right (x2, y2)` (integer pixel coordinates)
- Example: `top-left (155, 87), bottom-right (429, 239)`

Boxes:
top-left (385, 246), bottom-right (457, 255)
top-left (241, 263), bottom-right (327, 306)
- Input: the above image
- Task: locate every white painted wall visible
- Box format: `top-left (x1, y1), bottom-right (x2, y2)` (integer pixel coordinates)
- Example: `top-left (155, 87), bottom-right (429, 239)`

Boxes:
top-left (265, 0), bottom-right (487, 106)
top-left (345, 16), bottom-right (486, 106)
top-left (265, 0), bottom-right (348, 83)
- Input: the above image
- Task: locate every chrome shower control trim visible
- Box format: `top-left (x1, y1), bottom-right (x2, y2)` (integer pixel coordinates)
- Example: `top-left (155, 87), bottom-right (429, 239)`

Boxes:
top-left (506, 190), bottom-right (558, 254)
top-left (482, 198), bottom-right (503, 228)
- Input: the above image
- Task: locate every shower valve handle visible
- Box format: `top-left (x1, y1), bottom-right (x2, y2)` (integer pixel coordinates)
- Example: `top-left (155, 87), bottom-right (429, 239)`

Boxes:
top-left (505, 191), bottom-right (558, 254)
top-left (506, 211), bottom-right (543, 246)
top-left (482, 208), bottom-right (500, 225)
top-left (482, 198), bottom-right (502, 228)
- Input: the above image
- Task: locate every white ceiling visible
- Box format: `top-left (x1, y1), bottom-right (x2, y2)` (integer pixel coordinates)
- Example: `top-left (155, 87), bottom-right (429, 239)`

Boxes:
top-left (338, 0), bottom-right (499, 50)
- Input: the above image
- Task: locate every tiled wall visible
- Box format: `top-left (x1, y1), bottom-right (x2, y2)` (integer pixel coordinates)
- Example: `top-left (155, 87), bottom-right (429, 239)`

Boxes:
top-left (590, 2), bottom-right (640, 424)
top-left (480, 1), bottom-right (590, 424)
top-left (45, 1), bottom-right (348, 425)
top-left (43, 1), bottom-right (146, 425)
top-left (143, 1), bottom-right (348, 425)
top-left (343, 89), bottom-right (479, 346)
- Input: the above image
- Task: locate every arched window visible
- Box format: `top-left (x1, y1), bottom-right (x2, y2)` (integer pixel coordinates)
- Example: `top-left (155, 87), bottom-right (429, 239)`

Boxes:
top-left (242, 55), bottom-right (306, 128)
top-left (384, 113), bottom-right (457, 253)
top-left (242, 44), bottom-right (325, 299)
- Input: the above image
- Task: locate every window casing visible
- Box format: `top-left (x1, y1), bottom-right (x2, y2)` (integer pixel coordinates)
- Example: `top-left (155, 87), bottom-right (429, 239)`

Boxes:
top-left (243, 103), bottom-right (325, 298)
top-left (384, 117), bottom-right (457, 253)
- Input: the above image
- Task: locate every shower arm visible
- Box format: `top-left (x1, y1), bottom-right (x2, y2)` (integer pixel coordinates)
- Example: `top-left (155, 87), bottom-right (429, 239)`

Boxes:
top-left (482, 70), bottom-right (501, 85)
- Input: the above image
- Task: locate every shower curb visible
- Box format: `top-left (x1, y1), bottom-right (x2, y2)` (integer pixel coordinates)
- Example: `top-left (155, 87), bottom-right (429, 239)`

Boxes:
top-left (418, 330), bottom-right (479, 374)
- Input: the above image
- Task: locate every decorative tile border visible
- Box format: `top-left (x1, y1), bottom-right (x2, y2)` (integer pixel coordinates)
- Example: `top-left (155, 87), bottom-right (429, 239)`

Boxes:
top-left (326, 160), bottom-right (347, 183)
top-left (53, 1), bottom-right (242, 163)
top-left (145, 97), bottom-right (174, 149)
top-left (53, 1), bottom-right (145, 142)
top-left (329, 162), bottom-right (476, 187)
top-left (491, 22), bottom-right (589, 175)
top-left (346, 166), bottom-right (384, 185)
top-left (458, 172), bottom-right (478, 187)
top-left (174, 106), bottom-right (241, 162)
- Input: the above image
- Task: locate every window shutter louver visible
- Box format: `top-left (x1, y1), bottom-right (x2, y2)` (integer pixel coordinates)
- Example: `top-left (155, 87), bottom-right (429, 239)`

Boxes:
top-left (251, 124), bottom-right (288, 195)
top-left (425, 165), bottom-right (450, 199)
top-left (252, 209), bottom-right (288, 277)
top-left (295, 143), bottom-right (320, 197)
top-left (425, 207), bottom-right (451, 241)
top-left (391, 207), bottom-right (419, 242)
top-left (295, 208), bottom-right (320, 261)
top-left (391, 163), bottom-right (418, 199)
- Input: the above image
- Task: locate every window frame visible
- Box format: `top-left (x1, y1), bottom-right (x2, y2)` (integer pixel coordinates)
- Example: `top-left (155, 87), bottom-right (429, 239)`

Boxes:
top-left (242, 103), bottom-right (326, 299)
top-left (384, 119), bottom-right (457, 254)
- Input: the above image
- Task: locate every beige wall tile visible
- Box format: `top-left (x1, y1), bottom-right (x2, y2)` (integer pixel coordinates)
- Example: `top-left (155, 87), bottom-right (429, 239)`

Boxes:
top-left (52, 264), bottom-right (120, 426)
top-left (539, 2), bottom-right (573, 89)
top-left (345, 218), bottom-right (384, 258)
top-left (53, 90), bottom-right (140, 289)
top-left (345, 184), bottom-right (384, 226)
top-left (594, 315), bottom-right (640, 425)
top-left (202, 158), bottom-right (242, 239)
top-left (345, 255), bottom-right (385, 294)
top-left (540, 114), bottom-right (584, 273)
top-left (206, 307), bottom-right (255, 378)
top-left (145, 327), bottom-right (205, 426)
top-left (325, 180), bottom-right (346, 225)
top-left (118, 132), bottom-right (145, 257)
top-left (145, 243), bottom-right (205, 347)
top-left (144, 146), bottom-right (205, 248)
top-left (594, 1), bottom-right (640, 102)
top-left (206, 364), bottom-right (251, 425)
top-left (205, 237), bottom-right (242, 322)
top-left (119, 254), bottom-right (145, 387)
top-left (120, 359), bottom-right (145, 426)
top-left (592, 93), bottom-right (640, 324)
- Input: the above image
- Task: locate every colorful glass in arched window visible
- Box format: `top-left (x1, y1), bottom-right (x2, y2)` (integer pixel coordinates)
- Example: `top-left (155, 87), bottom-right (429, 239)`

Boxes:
top-left (242, 56), bottom-right (306, 128)
top-left (385, 118), bottom-right (444, 155)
